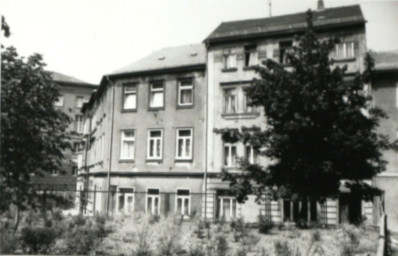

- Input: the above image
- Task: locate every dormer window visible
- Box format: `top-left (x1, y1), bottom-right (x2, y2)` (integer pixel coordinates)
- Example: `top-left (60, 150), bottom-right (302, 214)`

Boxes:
top-left (244, 45), bottom-right (258, 67)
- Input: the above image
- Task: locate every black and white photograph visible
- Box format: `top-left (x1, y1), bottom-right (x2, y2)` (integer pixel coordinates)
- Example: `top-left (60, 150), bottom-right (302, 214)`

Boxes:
top-left (1, 0), bottom-right (398, 255)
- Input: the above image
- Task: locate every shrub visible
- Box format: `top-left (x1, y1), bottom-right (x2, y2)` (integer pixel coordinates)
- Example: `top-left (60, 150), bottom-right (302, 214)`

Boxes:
top-left (157, 216), bottom-right (183, 256)
top-left (0, 230), bottom-right (19, 254)
top-left (20, 226), bottom-right (57, 254)
top-left (311, 230), bottom-right (321, 243)
top-left (215, 235), bottom-right (229, 256)
top-left (135, 224), bottom-right (152, 256)
top-left (258, 215), bottom-right (273, 234)
top-left (274, 241), bottom-right (292, 256)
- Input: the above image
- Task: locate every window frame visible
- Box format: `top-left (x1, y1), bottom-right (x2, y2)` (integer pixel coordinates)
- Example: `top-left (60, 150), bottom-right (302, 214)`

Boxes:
top-left (122, 83), bottom-right (138, 112)
top-left (177, 78), bottom-right (194, 108)
top-left (335, 41), bottom-right (355, 59)
top-left (175, 188), bottom-right (191, 216)
top-left (117, 187), bottom-right (135, 215)
top-left (75, 96), bottom-right (85, 108)
top-left (244, 44), bottom-right (258, 67)
top-left (148, 80), bottom-right (165, 110)
top-left (222, 48), bottom-right (237, 71)
top-left (175, 128), bottom-right (193, 161)
top-left (217, 196), bottom-right (237, 220)
top-left (146, 188), bottom-right (160, 215)
top-left (279, 40), bottom-right (293, 65)
top-left (54, 95), bottom-right (64, 107)
top-left (147, 129), bottom-right (163, 161)
top-left (75, 115), bottom-right (84, 133)
top-left (223, 87), bottom-right (238, 114)
top-left (245, 145), bottom-right (257, 164)
top-left (223, 142), bottom-right (238, 168)
top-left (120, 129), bottom-right (136, 161)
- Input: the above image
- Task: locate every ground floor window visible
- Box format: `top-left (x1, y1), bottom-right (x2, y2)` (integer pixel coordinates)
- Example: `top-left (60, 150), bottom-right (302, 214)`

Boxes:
top-left (118, 187), bottom-right (134, 215)
top-left (216, 190), bottom-right (237, 221)
top-left (176, 189), bottom-right (190, 216)
top-left (283, 200), bottom-right (318, 223)
top-left (147, 188), bottom-right (160, 215)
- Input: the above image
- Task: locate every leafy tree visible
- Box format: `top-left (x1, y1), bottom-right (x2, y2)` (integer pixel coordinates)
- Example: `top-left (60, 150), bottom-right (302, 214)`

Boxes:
top-left (217, 10), bottom-right (397, 205)
top-left (1, 17), bottom-right (71, 230)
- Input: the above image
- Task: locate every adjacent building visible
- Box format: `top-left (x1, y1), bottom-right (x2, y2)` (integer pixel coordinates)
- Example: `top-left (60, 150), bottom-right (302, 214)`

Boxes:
top-left (77, 44), bottom-right (207, 216)
top-left (77, 3), bottom-right (388, 227)
top-left (371, 50), bottom-right (398, 231)
top-left (32, 72), bottom-right (97, 192)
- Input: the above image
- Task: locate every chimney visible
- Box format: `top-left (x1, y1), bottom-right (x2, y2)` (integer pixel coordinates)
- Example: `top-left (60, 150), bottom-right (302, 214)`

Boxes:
top-left (317, 0), bottom-right (325, 11)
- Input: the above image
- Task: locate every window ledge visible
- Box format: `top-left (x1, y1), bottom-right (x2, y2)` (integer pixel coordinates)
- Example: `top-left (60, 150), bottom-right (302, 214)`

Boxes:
top-left (146, 159), bottom-right (163, 163)
top-left (221, 68), bottom-right (238, 73)
top-left (174, 158), bottom-right (193, 163)
top-left (148, 107), bottom-right (165, 111)
top-left (243, 66), bottom-right (256, 71)
top-left (333, 57), bottom-right (356, 63)
top-left (119, 159), bottom-right (135, 163)
top-left (221, 112), bottom-right (260, 120)
top-left (121, 109), bottom-right (137, 113)
top-left (176, 104), bottom-right (194, 110)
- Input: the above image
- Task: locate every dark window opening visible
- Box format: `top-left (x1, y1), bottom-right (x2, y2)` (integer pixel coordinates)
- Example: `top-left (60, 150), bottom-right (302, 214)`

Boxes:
top-left (279, 41), bottom-right (293, 64)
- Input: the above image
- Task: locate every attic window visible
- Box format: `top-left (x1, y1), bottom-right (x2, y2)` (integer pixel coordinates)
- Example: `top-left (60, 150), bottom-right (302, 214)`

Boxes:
top-left (190, 52), bottom-right (197, 57)
top-left (158, 56), bottom-right (165, 60)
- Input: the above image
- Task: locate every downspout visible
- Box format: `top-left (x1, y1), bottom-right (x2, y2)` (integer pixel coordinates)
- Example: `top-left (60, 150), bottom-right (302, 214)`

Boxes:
top-left (204, 41), bottom-right (209, 221)
top-left (106, 76), bottom-right (116, 213)
top-left (83, 112), bottom-right (92, 214)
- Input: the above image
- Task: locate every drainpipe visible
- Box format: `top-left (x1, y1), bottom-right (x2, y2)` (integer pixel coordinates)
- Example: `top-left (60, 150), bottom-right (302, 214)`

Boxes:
top-left (204, 42), bottom-right (209, 221)
top-left (83, 112), bottom-right (92, 215)
top-left (106, 76), bottom-right (116, 213)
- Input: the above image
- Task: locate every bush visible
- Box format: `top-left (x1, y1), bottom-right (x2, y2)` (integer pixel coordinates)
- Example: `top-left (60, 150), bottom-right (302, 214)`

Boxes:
top-left (258, 215), bottom-right (273, 234)
top-left (0, 230), bottom-right (19, 254)
top-left (20, 226), bottom-right (57, 254)
top-left (274, 241), bottom-right (293, 256)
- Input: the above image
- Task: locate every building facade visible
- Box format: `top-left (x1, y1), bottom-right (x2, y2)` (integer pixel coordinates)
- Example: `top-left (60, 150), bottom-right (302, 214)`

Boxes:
top-left (77, 44), bottom-right (207, 216)
top-left (32, 72), bottom-right (97, 192)
top-left (78, 4), bottom-right (384, 226)
top-left (371, 50), bottom-right (398, 231)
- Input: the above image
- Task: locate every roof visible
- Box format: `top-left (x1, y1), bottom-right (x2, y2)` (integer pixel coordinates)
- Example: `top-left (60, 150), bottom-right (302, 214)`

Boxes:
top-left (110, 43), bottom-right (206, 76)
top-left (371, 50), bottom-right (398, 72)
top-left (205, 5), bottom-right (365, 43)
top-left (51, 71), bottom-right (97, 87)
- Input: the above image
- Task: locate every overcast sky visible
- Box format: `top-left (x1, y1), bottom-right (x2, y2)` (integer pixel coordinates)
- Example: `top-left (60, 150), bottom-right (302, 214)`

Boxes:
top-left (2, 0), bottom-right (398, 84)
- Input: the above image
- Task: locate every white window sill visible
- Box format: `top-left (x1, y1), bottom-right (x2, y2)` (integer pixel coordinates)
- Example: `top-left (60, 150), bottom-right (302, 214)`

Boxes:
top-left (222, 112), bottom-right (260, 120)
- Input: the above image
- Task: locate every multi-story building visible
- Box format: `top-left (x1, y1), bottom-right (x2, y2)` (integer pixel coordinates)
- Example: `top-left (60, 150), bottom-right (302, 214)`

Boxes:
top-left (78, 3), bottom-right (383, 226)
top-left (77, 44), bottom-right (206, 216)
top-left (371, 50), bottom-right (398, 231)
top-left (204, 3), bottom-right (373, 225)
top-left (31, 72), bottom-right (97, 193)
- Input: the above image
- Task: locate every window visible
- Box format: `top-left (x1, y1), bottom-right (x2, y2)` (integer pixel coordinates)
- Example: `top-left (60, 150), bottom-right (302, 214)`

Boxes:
top-left (244, 45), bottom-right (258, 67)
top-left (178, 79), bottom-right (193, 106)
top-left (51, 169), bottom-right (59, 175)
top-left (75, 115), bottom-right (84, 133)
top-left (279, 41), bottom-right (293, 64)
top-left (72, 166), bottom-right (78, 176)
top-left (176, 189), bottom-right (190, 216)
top-left (243, 92), bottom-right (256, 113)
top-left (75, 96), bottom-right (85, 108)
top-left (176, 128), bottom-right (193, 160)
top-left (118, 188), bottom-right (135, 215)
top-left (147, 129), bottom-right (163, 160)
top-left (223, 48), bottom-right (237, 69)
top-left (216, 192), bottom-right (237, 221)
top-left (223, 88), bottom-right (237, 114)
top-left (283, 200), bottom-right (318, 222)
top-left (335, 42), bottom-right (355, 59)
top-left (146, 189), bottom-right (160, 215)
top-left (121, 130), bottom-right (135, 160)
top-left (224, 143), bottom-right (237, 167)
top-left (54, 95), bottom-right (64, 107)
top-left (149, 82), bottom-right (164, 109)
top-left (245, 145), bottom-right (257, 164)
top-left (123, 84), bottom-right (137, 110)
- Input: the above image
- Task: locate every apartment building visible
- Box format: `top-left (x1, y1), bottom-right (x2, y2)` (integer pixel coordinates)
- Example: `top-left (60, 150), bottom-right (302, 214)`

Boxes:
top-left (204, 4), bottom-right (374, 225)
top-left (77, 44), bottom-right (207, 216)
top-left (371, 50), bottom-right (398, 231)
top-left (77, 3), bottom-right (385, 226)
top-left (31, 72), bottom-right (97, 191)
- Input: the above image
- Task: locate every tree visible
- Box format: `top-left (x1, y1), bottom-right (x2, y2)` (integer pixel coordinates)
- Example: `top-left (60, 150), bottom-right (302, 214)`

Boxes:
top-left (217, 11), bottom-right (397, 205)
top-left (1, 17), bottom-right (71, 230)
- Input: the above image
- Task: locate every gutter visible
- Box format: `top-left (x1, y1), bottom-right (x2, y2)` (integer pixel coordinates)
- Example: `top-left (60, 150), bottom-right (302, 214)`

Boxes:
top-left (105, 76), bottom-right (116, 214)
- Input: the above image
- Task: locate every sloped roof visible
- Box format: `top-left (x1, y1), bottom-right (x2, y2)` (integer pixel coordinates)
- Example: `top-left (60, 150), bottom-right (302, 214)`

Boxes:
top-left (371, 50), bottom-right (398, 71)
top-left (205, 5), bottom-right (365, 43)
top-left (110, 43), bottom-right (206, 76)
top-left (51, 71), bottom-right (97, 87)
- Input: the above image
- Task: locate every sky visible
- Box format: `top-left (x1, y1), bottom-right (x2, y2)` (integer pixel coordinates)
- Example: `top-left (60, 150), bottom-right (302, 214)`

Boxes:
top-left (2, 0), bottom-right (398, 84)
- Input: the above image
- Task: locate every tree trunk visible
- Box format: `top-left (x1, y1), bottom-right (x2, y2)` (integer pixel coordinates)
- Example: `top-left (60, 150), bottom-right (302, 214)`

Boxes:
top-left (13, 204), bottom-right (20, 233)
